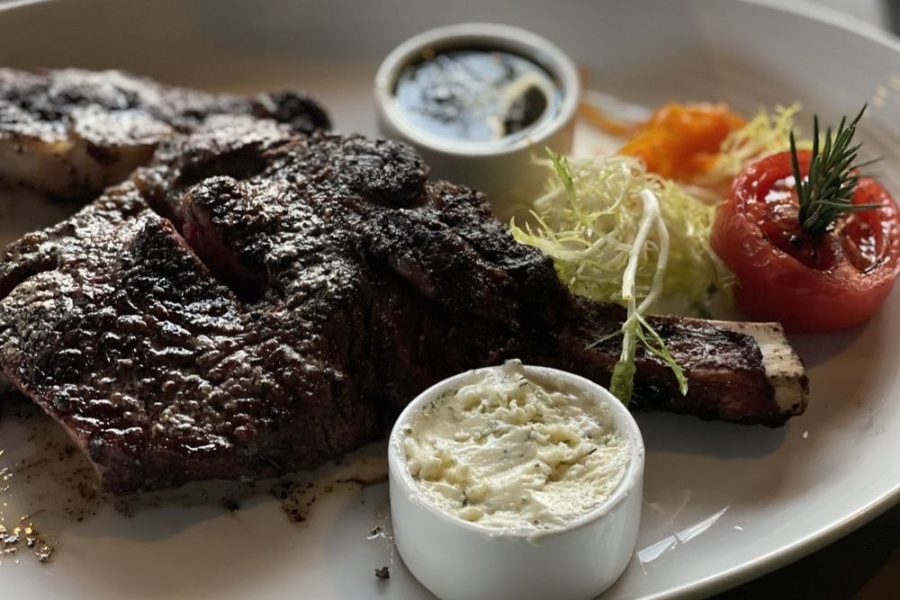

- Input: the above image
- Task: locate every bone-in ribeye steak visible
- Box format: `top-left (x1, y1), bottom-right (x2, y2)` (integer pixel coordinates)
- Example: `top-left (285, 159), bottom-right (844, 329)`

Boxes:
top-left (0, 73), bottom-right (808, 494)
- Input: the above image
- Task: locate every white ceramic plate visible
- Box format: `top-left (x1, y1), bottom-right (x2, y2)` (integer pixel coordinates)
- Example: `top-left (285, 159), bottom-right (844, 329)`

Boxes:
top-left (1, 0), bottom-right (899, 598)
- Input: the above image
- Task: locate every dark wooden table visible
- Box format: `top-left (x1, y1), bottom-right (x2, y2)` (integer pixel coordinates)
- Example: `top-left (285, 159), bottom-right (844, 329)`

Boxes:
top-left (714, 504), bottom-right (900, 599)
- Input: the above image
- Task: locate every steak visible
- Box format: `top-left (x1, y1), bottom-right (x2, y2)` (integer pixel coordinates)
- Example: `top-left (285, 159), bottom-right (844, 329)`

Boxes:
top-left (0, 116), bottom-right (808, 494)
top-left (0, 68), bottom-right (329, 199)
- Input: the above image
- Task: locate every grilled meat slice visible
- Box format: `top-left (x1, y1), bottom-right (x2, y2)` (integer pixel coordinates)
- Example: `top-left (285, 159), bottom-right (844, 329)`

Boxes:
top-left (0, 68), bottom-right (329, 199)
top-left (0, 118), bottom-right (808, 493)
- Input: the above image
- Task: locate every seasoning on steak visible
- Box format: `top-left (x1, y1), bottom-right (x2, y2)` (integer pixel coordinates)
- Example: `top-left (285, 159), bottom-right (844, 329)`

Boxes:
top-left (0, 68), bottom-right (330, 199)
top-left (0, 116), bottom-right (808, 494)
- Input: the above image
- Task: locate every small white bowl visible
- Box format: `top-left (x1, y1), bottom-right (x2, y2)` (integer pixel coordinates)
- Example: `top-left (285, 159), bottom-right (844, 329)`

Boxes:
top-left (388, 364), bottom-right (644, 600)
top-left (374, 23), bottom-right (581, 223)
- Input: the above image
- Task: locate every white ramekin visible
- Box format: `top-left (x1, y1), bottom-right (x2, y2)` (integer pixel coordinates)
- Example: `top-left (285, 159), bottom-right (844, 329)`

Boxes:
top-left (388, 364), bottom-right (644, 600)
top-left (374, 23), bottom-right (581, 224)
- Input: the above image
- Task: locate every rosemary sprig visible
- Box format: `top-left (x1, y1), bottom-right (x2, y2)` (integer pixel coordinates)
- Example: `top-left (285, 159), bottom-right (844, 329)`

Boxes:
top-left (790, 105), bottom-right (880, 237)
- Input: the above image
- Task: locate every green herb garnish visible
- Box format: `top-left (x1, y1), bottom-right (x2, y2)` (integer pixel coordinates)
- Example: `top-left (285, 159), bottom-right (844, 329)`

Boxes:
top-left (790, 105), bottom-right (880, 237)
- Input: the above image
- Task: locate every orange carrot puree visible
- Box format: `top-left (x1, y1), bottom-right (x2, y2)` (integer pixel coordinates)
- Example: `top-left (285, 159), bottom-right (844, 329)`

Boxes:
top-left (618, 103), bottom-right (744, 181)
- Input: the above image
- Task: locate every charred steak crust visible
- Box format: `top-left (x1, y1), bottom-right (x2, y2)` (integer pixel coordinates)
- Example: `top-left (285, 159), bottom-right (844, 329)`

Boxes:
top-left (0, 68), bottom-right (329, 199)
top-left (0, 118), bottom-right (807, 493)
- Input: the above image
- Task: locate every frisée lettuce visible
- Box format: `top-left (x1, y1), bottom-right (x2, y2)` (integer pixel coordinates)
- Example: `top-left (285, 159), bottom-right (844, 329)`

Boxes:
top-left (702, 103), bottom-right (802, 187)
top-left (511, 152), bottom-right (732, 403)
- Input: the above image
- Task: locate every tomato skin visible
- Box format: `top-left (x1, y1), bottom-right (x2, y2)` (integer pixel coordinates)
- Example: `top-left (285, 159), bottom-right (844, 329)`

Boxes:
top-left (711, 151), bottom-right (900, 332)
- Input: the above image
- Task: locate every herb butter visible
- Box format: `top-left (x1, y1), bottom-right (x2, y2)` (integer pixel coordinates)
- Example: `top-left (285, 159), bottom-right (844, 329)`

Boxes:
top-left (401, 360), bottom-right (630, 533)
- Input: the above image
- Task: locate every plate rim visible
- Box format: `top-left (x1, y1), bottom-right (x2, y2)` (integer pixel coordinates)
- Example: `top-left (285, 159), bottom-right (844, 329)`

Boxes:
top-left (652, 4), bottom-right (900, 595)
top-left (657, 4), bottom-right (900, 594)
top-left (0, 0), bottom-right (897, 598)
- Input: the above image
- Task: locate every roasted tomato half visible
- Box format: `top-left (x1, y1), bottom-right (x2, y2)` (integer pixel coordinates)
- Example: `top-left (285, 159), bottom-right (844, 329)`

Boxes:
top-left (711, 150), bottom-right (900, 332)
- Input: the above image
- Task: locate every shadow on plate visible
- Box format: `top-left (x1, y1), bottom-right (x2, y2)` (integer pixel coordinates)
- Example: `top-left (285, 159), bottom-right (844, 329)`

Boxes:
top-left (789, 326), bottom-right (866, 370)
top-left (0, 188), bottom-right (81, 248)
top-left (636, 411), bottom-right (787, 460)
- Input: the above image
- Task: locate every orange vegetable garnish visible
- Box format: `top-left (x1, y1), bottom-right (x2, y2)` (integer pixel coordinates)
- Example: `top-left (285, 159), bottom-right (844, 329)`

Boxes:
top-left (618, 103), bottom-right (745, 181)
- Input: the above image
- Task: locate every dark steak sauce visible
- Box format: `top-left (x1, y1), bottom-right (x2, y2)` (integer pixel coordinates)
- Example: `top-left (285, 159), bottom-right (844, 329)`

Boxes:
top-left (394, 48), bottom-right (562, 144)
